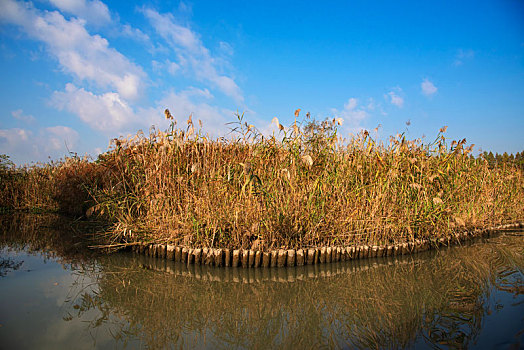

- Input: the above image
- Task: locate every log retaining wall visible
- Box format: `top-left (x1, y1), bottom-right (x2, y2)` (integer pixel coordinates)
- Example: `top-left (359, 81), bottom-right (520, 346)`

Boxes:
top-left (129, 222), bottom-right (523, 268)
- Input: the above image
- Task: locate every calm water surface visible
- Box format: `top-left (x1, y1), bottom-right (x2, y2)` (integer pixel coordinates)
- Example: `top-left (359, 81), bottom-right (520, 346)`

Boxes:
top-left (0, 214), bottom-right (523, 349)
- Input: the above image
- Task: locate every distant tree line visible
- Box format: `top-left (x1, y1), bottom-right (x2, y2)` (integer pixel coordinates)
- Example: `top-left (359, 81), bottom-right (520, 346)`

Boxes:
top-left (481, 151), bottom-right (524, 169)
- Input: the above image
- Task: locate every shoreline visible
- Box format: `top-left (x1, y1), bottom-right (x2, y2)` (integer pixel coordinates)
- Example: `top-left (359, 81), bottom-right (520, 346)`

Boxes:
top-left (128, 221), bottom-right (523, 268)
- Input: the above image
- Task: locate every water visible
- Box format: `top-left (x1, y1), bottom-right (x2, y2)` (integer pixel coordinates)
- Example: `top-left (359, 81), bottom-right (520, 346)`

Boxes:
top-left (0, 214), bottom-right (523, 349)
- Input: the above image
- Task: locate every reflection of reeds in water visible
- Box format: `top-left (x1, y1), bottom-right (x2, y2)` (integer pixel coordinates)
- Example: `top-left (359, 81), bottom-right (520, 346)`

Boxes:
top-left (0, 213), bottom-right (101, 264)
top-left (1, 214), bottom-right (522, 348)
top-left (66, 234), bottom-right (523, 349)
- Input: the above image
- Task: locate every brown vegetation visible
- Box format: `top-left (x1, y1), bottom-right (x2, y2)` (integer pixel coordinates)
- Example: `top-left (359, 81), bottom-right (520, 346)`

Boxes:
top-left (1, 112), bottom-right (523, 249)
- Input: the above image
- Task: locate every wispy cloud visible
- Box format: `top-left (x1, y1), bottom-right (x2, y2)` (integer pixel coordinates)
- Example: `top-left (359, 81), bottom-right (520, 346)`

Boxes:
top-left (331, 98), bottom-right (369, 131)
top-left (0, 0), bottom-right (244, 163)
top-left (0, 125), bottom-right (79, 164)
top-left (48, 0), bottom-right (111, 27)
top-left (142, 8), bottom-right (244, 104)
top-left (11, 109), bottom-right (36, 124)
top-left (44, 125), bottom-right (79, 152)
top-left (454, 49), bottom-right (474, 66)
top-left (0, 0), bottom-right (146, 100)
top-left (421, 78), bottom-right (437, 96)
top-left (120, 23), bottom-right (150, 42)
top-left (386, 88), bottom-right (404, 108)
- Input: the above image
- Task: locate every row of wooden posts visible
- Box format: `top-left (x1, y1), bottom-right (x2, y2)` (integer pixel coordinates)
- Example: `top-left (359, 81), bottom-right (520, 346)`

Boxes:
top-left (131, 223), bottom-right (522, 268)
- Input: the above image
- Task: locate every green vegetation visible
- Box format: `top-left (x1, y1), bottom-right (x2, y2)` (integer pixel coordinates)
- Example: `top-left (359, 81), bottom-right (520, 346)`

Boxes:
top-left (1, 112), bottom-right (523, 249)
top-left (481, 150), bottom-right (524, 170)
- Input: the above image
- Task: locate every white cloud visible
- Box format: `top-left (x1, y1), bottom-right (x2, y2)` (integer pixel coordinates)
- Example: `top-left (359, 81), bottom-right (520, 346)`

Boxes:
top-left (43, 125), bottom-right (79, 151)
top-left (219, 41), bottom-right (234, 56)
top-left (12, 109), bottom-right (36, 124)
top-left (48, 0), bottom-right (111, 27)
top-left (331, 98), bottom-right (369, 130)
top-left (421, 78), bottom-right (437, 96)
top-left (120, 23), bottom-right (150, 42)
top-left (454, 49), bottom-right (474, 66)
top-left (152, 59), bottom-right (180, 76)
top-left (366, 98), bottom-right (375, 111)
top-left (0, 0), bottom-right (146, 100)
top-left (387, 89), bottom-right (404, 108)
top-left (0, 125), bottom-right (79, 164)
top-left (0, 128), bottom-right (31, 146)
top-left (142, 8), bottom-right (244, 104)
top-left (166, 60), bottom-right (180, 75)
top-left (52, 83), bottom-right (135, 131)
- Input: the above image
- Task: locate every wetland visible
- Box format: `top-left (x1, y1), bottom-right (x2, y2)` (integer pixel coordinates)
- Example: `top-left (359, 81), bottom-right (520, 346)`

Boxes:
top-left (1, 214), bottom-right (523, 349)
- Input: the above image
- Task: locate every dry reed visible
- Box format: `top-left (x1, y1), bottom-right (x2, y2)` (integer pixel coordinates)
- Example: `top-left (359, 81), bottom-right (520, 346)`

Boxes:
top-left (1, 112), bottom-right (523, 249)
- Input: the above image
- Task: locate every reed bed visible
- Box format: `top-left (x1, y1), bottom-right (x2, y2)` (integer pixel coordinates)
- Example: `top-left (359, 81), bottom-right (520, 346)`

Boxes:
top-left (1, 112), bottom-right (523, 249)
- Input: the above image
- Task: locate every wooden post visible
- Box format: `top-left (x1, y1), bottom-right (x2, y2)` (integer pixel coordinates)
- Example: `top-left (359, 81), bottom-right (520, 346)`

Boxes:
top-left (271, 250), bottom-right (278, 267)
top-left (277, 249), bottom-right (287, 267)
top-left (241, 250), bottom-right (249, 268)
top-left (287, 250), bottom-right (295, 266)
top-left (194, 248), bottom-right (202, 264)
top-left (232, 250), bottom-right (240, 267)
top-left (262, 251), bottom-right (271, 267)
top-left (254, 251), bottom-right (262, 267)
top-left (248, 250), bottom-right (255, 267)
top-left (320, 247), bottom-right (327, 263)
top-left (224, 249), bottom-right (231, 267)
top-left (166, 245), bottom-right (175, 260)
top-left (181, 247), bottom-right (188, 263)
top-left (296, 249), bottom-right (304, 266)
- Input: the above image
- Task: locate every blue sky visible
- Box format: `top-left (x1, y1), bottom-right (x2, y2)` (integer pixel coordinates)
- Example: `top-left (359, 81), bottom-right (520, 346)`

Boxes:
top-left (1, 0), bottom-right (523, 165)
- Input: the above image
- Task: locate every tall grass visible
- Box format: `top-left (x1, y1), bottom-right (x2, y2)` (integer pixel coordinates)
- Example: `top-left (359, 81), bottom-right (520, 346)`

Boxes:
top-left (0, 156), bottom-right (103, 216)
top-left (1, 112), bottom-right (523, 248)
